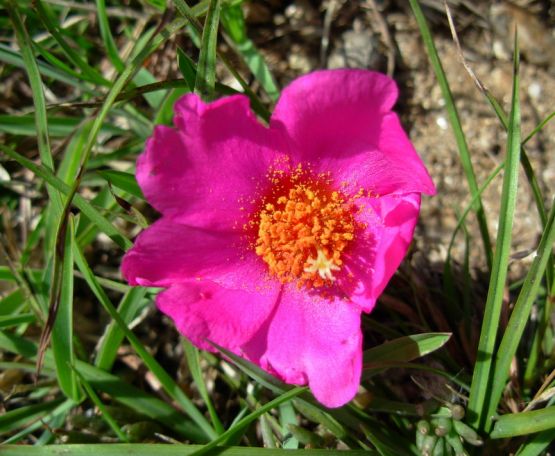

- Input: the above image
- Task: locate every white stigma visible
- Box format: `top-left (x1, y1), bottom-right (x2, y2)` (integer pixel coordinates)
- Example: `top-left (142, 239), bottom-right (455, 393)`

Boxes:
top-left (304, 249), bottom-right (340, 281)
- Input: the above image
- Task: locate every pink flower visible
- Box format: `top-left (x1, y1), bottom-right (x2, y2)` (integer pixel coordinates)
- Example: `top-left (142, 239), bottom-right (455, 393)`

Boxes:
top-left (122, 69), bottom-right (435, 408)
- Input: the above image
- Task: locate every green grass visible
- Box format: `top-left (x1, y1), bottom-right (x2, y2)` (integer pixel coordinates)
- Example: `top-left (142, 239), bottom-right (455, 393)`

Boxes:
top-left (0, 1), bottom-right (554, 455)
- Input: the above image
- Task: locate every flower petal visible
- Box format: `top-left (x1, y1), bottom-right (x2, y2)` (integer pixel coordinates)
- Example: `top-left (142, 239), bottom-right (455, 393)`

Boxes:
top-left (157, 281), bottom-right (279, 353)
top-left (137, 94), bottom-right (286, 229)
top-left (260, 286), bottom-right (362, 408)
top-left (121, 218), bottom-right (269, 291)
top-left (338, 193), bottom-right (421, 312)
top-left (270, 69), bottom-right (435, 196)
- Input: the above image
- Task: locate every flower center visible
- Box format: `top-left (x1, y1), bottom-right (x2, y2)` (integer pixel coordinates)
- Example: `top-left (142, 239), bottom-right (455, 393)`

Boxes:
top-left (253, 169), bottom-right (357, 289)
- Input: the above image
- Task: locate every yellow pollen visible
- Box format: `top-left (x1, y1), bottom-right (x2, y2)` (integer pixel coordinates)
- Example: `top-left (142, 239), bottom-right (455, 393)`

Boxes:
top-left (253, 174), bottom-right (357, 289)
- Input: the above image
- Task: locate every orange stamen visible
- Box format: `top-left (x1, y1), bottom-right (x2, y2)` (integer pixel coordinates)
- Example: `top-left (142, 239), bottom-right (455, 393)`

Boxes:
top-left (252, 167), bottom-right (359, 289)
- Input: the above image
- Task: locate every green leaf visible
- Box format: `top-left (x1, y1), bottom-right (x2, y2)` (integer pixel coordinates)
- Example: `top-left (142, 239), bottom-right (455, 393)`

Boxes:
top-left (221, 4), bottom-right (279, 100)
top-left (516, 428), bottom-right (555, 456)
top-left (0, 115), bottom-right (124, 138)
top-left (0, 398), bottom-right (65, 435)
top-left (0, 289), bottom-right (26, 316)
top-left (0, 444), bottom-right (373, 455)
top-left (95, 0), bottom-right (124, 72)
top-left (73, 367), bottom-right (129, 442)
top-left (144, 0), bottom-right (166, 11)
top-left (97, 170), bottom-right (144, 200)
top-left (0, 145), bottom-right (132, 250)
top-left (483, 196), bottom-right (555, 430)
top-left (183, 339), bottom-right (224, 434)
top-left (279, 401), bottom-right (299, 449)
top-left (220, 3), bottom-right (247, 43)
top-left (49, 216), bottom-right (80, 401)
top-left (177, 47), bottom-right (198, 90)
top-left (195, 0), bottom-right (221, 97)
top-left (0, 331), bottom-right (207, 442)
top-left (189, 387), bottom-right (307, 456)
top-left (56, 122), bottom-right (96, 187)
top-left (491, 407), bottom-right (555, 439)
top-left (234, 39), bottom-right (280, 101)
top-left (7, 1), bottom-right (63, 215)
top-left (34, 0), bottom-right (108, 86)
top-left (363, 333), bottom-right (452, 369)
top-left (173, 0), bottom-right (271, 121)
top-left (0, 313), bottom-right (36, 329)
top-left (0, 43), bottom-right (91, 91)
top-left (467, 33), bottom-right (521, 432)
top-left (94, 287), bottom-right (148, 371)
top-left (2, 400), bottom-right (74, 445)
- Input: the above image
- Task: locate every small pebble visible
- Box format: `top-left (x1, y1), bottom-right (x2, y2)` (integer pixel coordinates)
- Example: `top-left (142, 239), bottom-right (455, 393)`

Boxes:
top-left (528, 81), bottom-right (542, 99)
top-left (436, 116), bottom-right (448, 130)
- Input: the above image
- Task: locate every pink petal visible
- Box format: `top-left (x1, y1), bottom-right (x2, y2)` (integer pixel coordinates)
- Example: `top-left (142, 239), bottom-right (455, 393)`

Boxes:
top-left (338, 193), bottom-right (422, 312)
top-left (157, 281), bottom-right (279, 353)
top-left (136, 94), bottom-right (286, 230)
top-left (260, 286), bottom-right (363, 408)
top-left (121, 219), bottom-right (269, 291)
top-left (270, 69), bottom-right (435, 196)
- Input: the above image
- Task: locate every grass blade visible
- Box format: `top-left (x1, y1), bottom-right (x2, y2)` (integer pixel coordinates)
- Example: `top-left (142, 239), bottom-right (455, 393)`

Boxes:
top-left (97, 170), bottom-right (144, 200)
top-left (0, 115), bottom-right (124, 137)
top-left (409, 0), bottom-right (492, 268)
top-left (183, 339), bottom-right (225, 434)
top-left (95, 0), bottom-right (125, 72)
top-left (2, 400), bottom-right (74, 445)
top-left (189, 387), bottom-right (307, 456)
top-left (363, 333), bottom-right (451, 367)
top-left (173, 0), bottom-right (271, 121)
top-left (490, 407), bottom-right (555, 439)
top-left (50, 215), bottom-right (80, 401)
top-left (0, 43), bottom-right (91, 90)
top-left (0, 331), bottom-right (207, 442)
top-left (94, 287), bottom-right (148, 371)
top-left (467, 33), bottom-right (521, 431)
top-left (0, 399), bottom-right (65, 435)
top-left (72, 367), bottom-right (129, 442)
top-left (194, 0), bottom-right (221, 97)
top-left (34, 0), bottom-right (109, 86)
top-left (0, 313), bottom-right (36, 329)
top-left (483, 197), bottom-right (555, 431)
top-left (0, 445), bottom-right (373, 455)
top-left (516, 428), bottom-right (555, 456)
top-left (0, 144), bottom-right (131, 250)
top-left (75, 361), bottom-right (206, 442)
top-left (7, 1), bottom-right (63, 214)
top-left (221, 3), bottom-right (279, 101)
